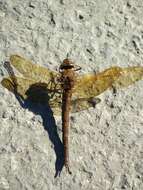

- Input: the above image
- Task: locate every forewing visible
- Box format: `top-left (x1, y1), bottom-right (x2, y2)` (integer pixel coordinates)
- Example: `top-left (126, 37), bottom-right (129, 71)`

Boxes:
top-left (73, 66), bottom-right (143, 99)
top-left (10, 55), bottom-right (58, 83)
top-left (73, 67), bottom-right (122, 99)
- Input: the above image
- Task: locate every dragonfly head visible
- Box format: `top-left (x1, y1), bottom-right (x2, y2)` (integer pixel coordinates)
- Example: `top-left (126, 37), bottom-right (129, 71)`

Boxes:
top-left (60, 59), bottom-right (74, 71)
top-left (59, 59), bottom-right (81, 72)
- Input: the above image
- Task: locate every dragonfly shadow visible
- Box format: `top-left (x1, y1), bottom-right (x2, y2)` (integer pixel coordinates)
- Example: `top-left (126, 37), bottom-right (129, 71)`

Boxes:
top-left (14, 83), bottom-right (64, 177)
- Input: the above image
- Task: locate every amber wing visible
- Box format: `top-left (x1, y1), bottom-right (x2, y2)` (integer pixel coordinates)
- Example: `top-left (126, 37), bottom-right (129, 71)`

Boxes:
top-left (72, 66), bottom-right (143, 112)
top-left (10, 55), bottom-right (58, 83)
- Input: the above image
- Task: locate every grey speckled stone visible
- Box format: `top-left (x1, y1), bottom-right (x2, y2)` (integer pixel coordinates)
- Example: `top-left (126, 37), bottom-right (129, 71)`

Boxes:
top-left (0, 0), bottom-right (143, 189)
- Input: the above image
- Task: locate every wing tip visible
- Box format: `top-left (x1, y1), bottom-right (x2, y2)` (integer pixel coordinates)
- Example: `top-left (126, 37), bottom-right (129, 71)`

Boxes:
top-left (1, 78), bottom-right (15, 92)
top-left (10, 54), bottom-right (23, 62)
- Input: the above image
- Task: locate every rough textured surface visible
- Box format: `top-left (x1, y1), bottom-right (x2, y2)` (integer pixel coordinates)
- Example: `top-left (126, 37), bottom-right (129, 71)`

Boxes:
top-left (0, 0), bottom-right (143, 189)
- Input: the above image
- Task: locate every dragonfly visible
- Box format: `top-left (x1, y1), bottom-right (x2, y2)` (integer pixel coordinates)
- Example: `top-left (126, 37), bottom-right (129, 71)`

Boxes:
top-left (1, 55), bottom-right (143, 174)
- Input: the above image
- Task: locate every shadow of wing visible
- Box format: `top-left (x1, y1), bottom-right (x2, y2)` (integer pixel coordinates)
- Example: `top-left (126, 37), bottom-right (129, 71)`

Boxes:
top-left (1, 77), bottom-right (62, 115)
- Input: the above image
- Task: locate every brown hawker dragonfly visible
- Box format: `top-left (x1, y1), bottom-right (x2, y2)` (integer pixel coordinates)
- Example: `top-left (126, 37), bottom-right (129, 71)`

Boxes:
top-left (1, 55), bottom-right (143, 174)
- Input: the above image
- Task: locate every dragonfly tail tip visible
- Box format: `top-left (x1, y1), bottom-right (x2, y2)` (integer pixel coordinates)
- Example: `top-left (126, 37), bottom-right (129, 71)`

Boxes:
top-left (65, 166), bottom-right (72, 174)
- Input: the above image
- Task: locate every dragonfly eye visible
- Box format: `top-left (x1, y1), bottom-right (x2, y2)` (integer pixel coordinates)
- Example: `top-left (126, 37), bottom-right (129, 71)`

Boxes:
top-left (59, 59), bottom-right (74, 72)
top-left (59, 59), bottom-right (81, 72)
top-left (63, 58), bottom-right (73, 65)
